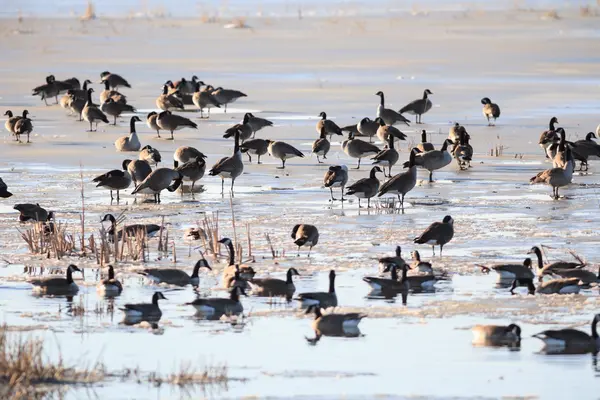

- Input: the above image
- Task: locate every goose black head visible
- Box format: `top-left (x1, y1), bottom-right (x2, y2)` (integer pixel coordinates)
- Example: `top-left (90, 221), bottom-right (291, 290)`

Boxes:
top-left (442, 215), bottom-right (453, 224)
top-left (506, 324), bottom-right (521, 339)
top-left (318, 111), bottom-right (327, 119)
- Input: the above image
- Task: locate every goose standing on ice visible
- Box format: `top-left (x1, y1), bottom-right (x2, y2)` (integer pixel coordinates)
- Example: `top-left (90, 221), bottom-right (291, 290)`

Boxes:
top-left (115, 116), bottom-right (142, 152)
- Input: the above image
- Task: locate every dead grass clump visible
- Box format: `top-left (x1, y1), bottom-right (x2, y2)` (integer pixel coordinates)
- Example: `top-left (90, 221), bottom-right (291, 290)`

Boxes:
top-left (19, 222), bottom-right (76, 259)
top-left (0, 325), bottom-right (104, 397)
top-left (81, 1), bottom-right (96, 21)
top-left (541, 9), bottom-right (560, 20)
top-left (149, 362), bottom-right (228, 387)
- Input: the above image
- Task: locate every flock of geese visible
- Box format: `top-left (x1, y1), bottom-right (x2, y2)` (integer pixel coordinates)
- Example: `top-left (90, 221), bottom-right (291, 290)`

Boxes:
top-left (2, 72), bottom-right (600, 353)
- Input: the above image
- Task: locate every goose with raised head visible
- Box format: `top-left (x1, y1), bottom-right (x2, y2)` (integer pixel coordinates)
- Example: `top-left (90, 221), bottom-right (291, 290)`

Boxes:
top-left (186, 286), bottom-right (246, 319)
top-left (312, 127), bottom-right (330, 163)
top-left (342, 131), bottom-right (381, 169)
top-left (30, 264), bottom-right (82, 296)
top-left (100, 80), bottom-right (127, 104)
top-left (175, 157), bottom-right (206, 194)
top-left (550, 128), bottom-right (569, 169)
top-left (211, 86), bottom-right (247, 113)
top-left (124, 159), bottom-right (152, 187)
top-left (13, 110), bottom-right (33, 143)
top-left (417, 130), bottom-right (434, 152)
top-left (219, 237), bottom-right (256, 288)
top-left (410, 251), bottom-right (433, 274)
top-left (481, 97), bottom-right (501, 126)
top-left (477, 258), bottom-right (535, 281)
top-left (346, 166), bottom-right (382, 208)
top-left (14, 203), bottom-right (52, 222)
top-left (114, 116), bottom-right (142, 152)
top-left (296, 270), bottom-right (337, 309)
top-left (316, 111), bottom-right (343, 140)
top-left (323, 165), bottom-right (348, 201)
top-left (377, 245), bottom-right (407, 271)
top-left (539, 117), bottom-right (559, 158)
top-left (527, 246), bottom-right (585, 276)
top-left (530, 140), bottom-right (573, 199)
top-left (291, 224), bottom-right (319, 257)
top-left (192, 82), bottom-right (221, 118)
top-left (100, 213), bottom-right (161, 242)
top-left (377, 148), bottom-right (418, 209)
top-left (246, 113), bottom-right (273, 138)
top-left (374, 117), bottom-right (407, 144)
top-left (120, 292), bottom-right (166, 321)
top-left (240, 138), bottom-right (269, 164)
top-left (375, 91), bottom-right (410, 126)
top-left (249, 268), bottom-right (300, 299)
top-left (510, 277), bottom-right (582, 295)
top-left (0, 178), bottom-right (12, 198)
top-left (452, 129), bottom-right (473, 170)
top-left (267, 140), bottom-right (304, 169)
top-left (371, 133), bottom-right (399, 177)
top-left (175, 76), bottom-right (200, 94)
top-left (173, 146), bottom-right (206, 168)
top-left (156, 84), bottom-right (184, 111)
top-left (146, 112), bottom-right (161, 138)
top-left (414, 215), bottom-right (454, 256)
top-left (399, 89), bottom-right (433, 124)
top-left (131, 168), bottom-right (183, 203)
top-left (209, 129), bottom-right (244, 196)
top-left (101, 98), bottom-right (136, 125)
top-left (4, 110), bottom-right (23, 134)
top-left (156, 111), bottom-right (197, 140)
top-left (82, 88), bottom-right (109, 132)
top-left (100, 71), bottom-right (131, 90)
top-left (533, 314), bottom-right (599, 354)
top-left (139, 145), bottom-right (161, 167)
top-left (92, 160), bottom-right (132, 202)
top-left (141, 258), bottom-right (211, 286)
top-left (96, 265), bottom-right (123, 296)
top-left (224, 113), bottom-right (253, 142)
top-left (306, 305), bottom-right (365, 334)
top-left (32, 75), bottom-right (59, 105)
top-left (472, 324), bottom-right (521, 347)
top-left (404, 139), bottom-right (454, 182)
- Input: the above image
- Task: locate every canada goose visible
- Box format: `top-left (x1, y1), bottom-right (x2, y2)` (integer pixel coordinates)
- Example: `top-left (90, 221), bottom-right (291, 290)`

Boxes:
top-left (60, 91), bottom-right (74, 111)
top-left (186, 286), bottom-right (246, 319)
top-left (209, 129), bottom-right (244, 196)
top-left (510, 277), bottom-right (582, 295)
top-left (120, 292), bottom-right (166, 321)
top-left (63, 79), bottom-right (91, 100)
top-left (55, 77), bottom-right (80, 92)
top-left (100, 213), bottom-right (161, 241)
top-left (377, 245), bottom-right (407, 271)
top-left (92, 160), bottom-right (132, 202)
top-left (14, 203), bottom-right (53, 222)
top-left (156, 111), bottom-right (197, 140)
top-left (32, 75), bottom-right (59, 105)
top-left (312, 127), bottom-right (330, 163)
top-left (539, 117), bottom-right (559, 158)
top-left (141, 258), bottom-right (211, 286)
top-left (567, 132), bottom-right (600, 171)
top-left (346, 166), bottom-right (382, 208)
top-left (410, 251), bottom-right (434, 274)
top-left (296, 270), bottom-right (337, 308)
top-left (363, 263), bottom-right (410, 292)
top-left (219, 237), bottom-right (257, 288)
top-left (417, 130), bottom-right (434, 152)
top-left (404, 139), bottom-right (454, 182)
top-left (114, 116), bottom-right (141, 152)
top-left (211, 87), bottom-right (247, 113)
top-left (472, 324), bottom-right (521, 347)
top-left (249, 268), bottom-right (300, 299)
top-left (96, 265), bottom-right (123, 296)
top-left (13, 111), bottom-right (33, 143)
top-left (414, 215), bottom-right (454, 256)
top-left (246, 113), bottom-right (273, 138)
top-left (267, 140), bottom-right (304, 169)
top-left (374, 117), bottom-right (407, 144)
top-left (101, 99), bottom-right (136, 125)
top-left (0, 178), bottom-right (12, 198)
top-left (173, 146), bottom-right (206, 168)
top-left (174, 76), bottom-right (200, 94)
top-left (82, 88), bottom-right (109, 132)
top-left (316, 112), bottom-right (343, 140)
top-left (224, 113), bottom-right (253, 142)
top-left (375, 91), bottom-right (410, 126)
top-left (156, 84), bottom-right (184, 111)
top-left (342, 131), bottom-right (381, 169)
top-left (139, 145), bottom-right (161, 167)
top-left (131, 168), bottom-right (183, 203)
top-left (240, 138), bottom-right (269, 164)
top-left (399, 89), bottom-right (433, 124)
top-left (371, 134), bottom-right (399, 177)
top-left (68, 94), bottom-right (86, 121)
top-left (477, 258), bottom-right (535, 281)
top-left (389, 263), bottom-right (443, 290)
top-left (533, 314), bottom-right (600, 354)
top-left (530, 143), bottom-right (573, 199)
top-left (452, 129), bottom-right (473, 170)
top-left (184, 227), bottom-right (205, 241)
top-left (357, 117), bottom-right (380, 142)
top-left (306, 305), bottom-right (365, 333)
top-left (448, 123), bottom-right (470, 143)
top-left (192, 82), bottom-right (221, 118)
top-left (146, 112), bottom-right (161, 138)
top-left (549, 267), bottom-right (600, 285)
top-left (340, 124), bottom-right (359, 138)
top-left (4, 110), bottom-right (24, 134)
top-left (124, 159), bottom-right (152, 186)
top-left (291, 224), bottom-right (319, 257)
top-left (30, 264), bottom-right (82, 296)
top-left (100, 80), bottom-right (127, 104)
top-left (481, 97), bottom-right (501, 126)
top-left (550, 128), bottom-right (569, 169)
top-left (378, 148), bottom-right (418, 209)
top-left (323, 165), bottom-right (348, 201)
top-left (175, 158), bottom-right (206, 194)
top-left (100, 71), bottom-right (131, 90)
top-left (527, 246), bottom-right (585, 276)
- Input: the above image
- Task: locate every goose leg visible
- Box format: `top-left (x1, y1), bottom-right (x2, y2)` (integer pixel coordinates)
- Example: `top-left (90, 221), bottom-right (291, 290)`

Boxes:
top-left (257, 154), bottom-right (262, 164)
top-left (440, 245), bottom-right (443, 257)
top-left (113, 116), bottom-right (117, 125)
top-left (340, 187), bottom-right (345, 202)
top-left (297, 246), bottom-right (300, 257)
top-left (157, 192), bottom-right (161, 203)
top-left (156, 130), bottom-right (161, 138)
top-left (367, 198), bottom-right (371, 208)
top-left (116, 190), bottom-right (120, 202)
top-left (224, 104), bottom-right (228, 113)
top-left (329, 187), bottom-right (336, 201)
top-left (220, 179), bottom-right (225, 196)
top-left (431, 245), bottom-right (435, 256)
top-left (308, 246), bottom-right (312, 257)
top-left (170, 131), bottom-right (174, 140)
top-left (354, 159), bottom-right (361, 170)
top-left (231, 179), bottom-right (235, 198)
top-left (27, 133), bottom-right (30, 143)
top-left (317, 155), bottom-right (321, 164)
top-left (87, 121), bottom-right (93, 132)
top-left (429, 171), bottom-right (433, 183)
top-left (109, 190), bottom-right (114, 202)
top-left (43, 97), bottom-right (49, 106)
top-left (358, 199), bottom-right (361, 208)
top-left (246, 153), bottom-right (252, 163)
top-left (388, 166), bottom-right (392, 177)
